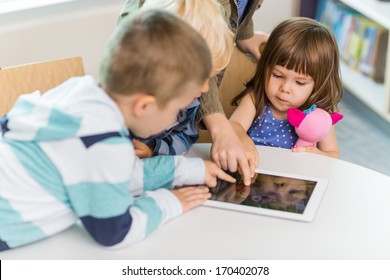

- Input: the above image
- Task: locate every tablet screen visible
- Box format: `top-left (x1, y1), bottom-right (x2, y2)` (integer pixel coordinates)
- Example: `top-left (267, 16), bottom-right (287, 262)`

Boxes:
top-left (205, 170), bottom-right (327, 221)
top-left (210, 171), bottom-right (316, 214)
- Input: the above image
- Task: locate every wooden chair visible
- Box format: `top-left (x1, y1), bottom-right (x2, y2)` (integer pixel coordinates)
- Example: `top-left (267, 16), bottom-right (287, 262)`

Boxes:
top-left (0, 57), bottom-right (85, 116)
top-left (198, 47), bottom-right (256, 143)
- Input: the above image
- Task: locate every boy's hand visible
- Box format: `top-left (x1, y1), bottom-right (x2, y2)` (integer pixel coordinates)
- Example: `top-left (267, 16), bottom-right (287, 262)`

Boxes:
top-left (203, 160), bottom-right (236, 187)
top-left (171, 187), bottom-right (211, 213)
top-left (132, 139), bottom-right (153, 158)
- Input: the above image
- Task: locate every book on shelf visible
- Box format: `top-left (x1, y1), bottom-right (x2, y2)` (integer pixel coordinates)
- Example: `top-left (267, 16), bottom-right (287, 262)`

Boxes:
top-left (359, 23), bottom-right (388, 83)
top-left (315, 0), bottom-right (388, 83)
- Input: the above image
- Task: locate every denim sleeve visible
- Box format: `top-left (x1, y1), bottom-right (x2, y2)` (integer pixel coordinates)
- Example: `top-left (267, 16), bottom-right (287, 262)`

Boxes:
top-left (139, 99), bottom-right (200, 156)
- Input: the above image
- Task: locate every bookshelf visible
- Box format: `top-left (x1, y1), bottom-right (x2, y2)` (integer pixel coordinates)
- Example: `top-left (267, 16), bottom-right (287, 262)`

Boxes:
top-left (338, 0), bottom-right (390, 122)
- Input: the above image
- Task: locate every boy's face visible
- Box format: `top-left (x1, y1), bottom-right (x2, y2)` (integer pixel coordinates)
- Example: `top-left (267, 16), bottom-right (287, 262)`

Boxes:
top-left (130, 79), bottom-right (209, 138)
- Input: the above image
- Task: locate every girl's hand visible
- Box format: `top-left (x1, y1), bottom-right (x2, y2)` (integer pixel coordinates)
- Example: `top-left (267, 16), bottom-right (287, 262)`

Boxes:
top-left (132, 139), bottom-right (153, 158)
top-left (292, 146), bottom-right (340, 159)
top-left (292, 127), bottom-right (341, 159)
top-left (170, 187), bottom-right (211, 213)
top-left (203, 160), bottom-right (236, 187)
top-left (292, 146), bottom-right (321, 154)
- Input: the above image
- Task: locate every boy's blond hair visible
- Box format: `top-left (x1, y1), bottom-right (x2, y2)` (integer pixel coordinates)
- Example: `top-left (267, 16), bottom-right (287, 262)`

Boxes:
top-left (99, 9), bottom-right (212, 105)
top-left (142, 0), bottom-right (234, 72)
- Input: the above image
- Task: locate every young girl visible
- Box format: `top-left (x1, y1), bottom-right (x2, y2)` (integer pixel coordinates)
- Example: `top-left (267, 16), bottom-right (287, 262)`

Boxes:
top-left (230, 17), bottom-right (343, 158)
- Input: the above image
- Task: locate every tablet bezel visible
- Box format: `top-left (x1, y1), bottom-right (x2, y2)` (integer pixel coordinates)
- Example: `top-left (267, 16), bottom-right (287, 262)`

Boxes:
top-left (203, 169), bottom-right (328, 222)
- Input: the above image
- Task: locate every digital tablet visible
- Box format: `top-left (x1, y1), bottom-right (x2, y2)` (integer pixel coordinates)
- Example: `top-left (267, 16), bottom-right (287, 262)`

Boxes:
top-left (204, 169), bottom-right (328, 222)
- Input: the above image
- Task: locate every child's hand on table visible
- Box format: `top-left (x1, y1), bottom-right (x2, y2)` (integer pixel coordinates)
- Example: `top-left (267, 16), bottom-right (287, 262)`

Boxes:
top-left (171, 187), bottom-right (211, 212)
top-left (171, 161), bottom-right (235, 212)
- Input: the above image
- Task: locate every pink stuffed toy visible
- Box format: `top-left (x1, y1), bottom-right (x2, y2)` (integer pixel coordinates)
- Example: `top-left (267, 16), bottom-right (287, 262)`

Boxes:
top-left (287, 105), bottom-right (343, 148)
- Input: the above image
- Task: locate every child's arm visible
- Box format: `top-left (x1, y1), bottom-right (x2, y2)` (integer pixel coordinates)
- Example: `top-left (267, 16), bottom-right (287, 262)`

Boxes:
top-left (229, 93), bottom-right (259, 183)
top-left (203, 113), bottom-right (255, 185)
top-left (234, 0), bottom-right (268, 61)
top-left (196, 77), bottom-right (254, 186)
top-left (122, 156), bottom-right (234, 247)
top-left (74, 140), bottom-right (234, 249)
top-left (292, 126), bottom-right (340, 158)
top-left (236, 31), bottom-right (269, 60)
top-left (229, 93), bottom-right (257, 135)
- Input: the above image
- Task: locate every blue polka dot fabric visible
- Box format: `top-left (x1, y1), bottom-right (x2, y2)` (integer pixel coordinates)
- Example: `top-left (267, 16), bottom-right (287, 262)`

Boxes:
top-left (248, 104), bottom-right (298, 149)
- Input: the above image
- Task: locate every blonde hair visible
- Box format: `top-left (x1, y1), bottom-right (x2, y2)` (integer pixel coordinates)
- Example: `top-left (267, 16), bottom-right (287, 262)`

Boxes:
top-left (142, 0), bottom-right (234, 72)
top-left (99, 9), bottom-right (212, 105)
top-left (232, 17), bottom-right (342, 117)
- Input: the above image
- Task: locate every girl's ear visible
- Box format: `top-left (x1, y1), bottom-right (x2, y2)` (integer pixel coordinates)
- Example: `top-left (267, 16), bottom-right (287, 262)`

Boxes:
top-left (132, 93), bottom-right (157, 117)
top-left (287, 108), bottom-right (306, 127)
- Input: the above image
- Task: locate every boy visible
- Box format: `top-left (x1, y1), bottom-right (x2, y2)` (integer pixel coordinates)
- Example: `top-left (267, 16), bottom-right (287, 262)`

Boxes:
top-left (0, 9), bottom-right (234, 251)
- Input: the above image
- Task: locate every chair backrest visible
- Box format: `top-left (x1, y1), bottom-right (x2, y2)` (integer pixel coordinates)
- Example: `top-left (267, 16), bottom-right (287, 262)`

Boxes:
top-left (198, 47), bottom-right (256, 142)
top-left (0, 57), bottom-right (85, 116)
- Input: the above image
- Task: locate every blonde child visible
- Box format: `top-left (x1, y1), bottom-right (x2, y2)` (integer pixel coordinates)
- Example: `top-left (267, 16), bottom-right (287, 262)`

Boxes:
top-left (230, 17), bottom-right (343, 158)
top-left (119, 0), bottom-right (267, 186)
top-left (126, 0), bottom-right (234, 158)
top-left (0, 9), bottom-right (234, 251)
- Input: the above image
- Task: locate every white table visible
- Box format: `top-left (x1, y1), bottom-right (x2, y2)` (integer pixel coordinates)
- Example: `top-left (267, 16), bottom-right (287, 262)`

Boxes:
top-left (2, 144), bottom-right (390, 259)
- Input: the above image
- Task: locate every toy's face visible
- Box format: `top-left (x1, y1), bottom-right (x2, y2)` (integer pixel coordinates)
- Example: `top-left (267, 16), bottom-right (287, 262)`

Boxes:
top-left (266, 65), bottom-right (314, 119)
top-left (295, 109), bottom-right (332, 142)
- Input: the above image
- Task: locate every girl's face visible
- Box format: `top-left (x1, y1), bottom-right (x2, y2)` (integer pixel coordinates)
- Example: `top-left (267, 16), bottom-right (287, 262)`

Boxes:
top-left (266, 65), bottom-right (314, 119)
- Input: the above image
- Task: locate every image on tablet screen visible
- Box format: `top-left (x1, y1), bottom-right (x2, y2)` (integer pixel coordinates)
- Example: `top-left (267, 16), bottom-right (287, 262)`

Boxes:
top-left (210, 172), bottom-right (316, 214)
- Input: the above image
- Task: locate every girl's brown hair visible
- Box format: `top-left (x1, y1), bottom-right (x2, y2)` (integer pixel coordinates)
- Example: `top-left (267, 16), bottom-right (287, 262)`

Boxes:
top-left (232, 17), bottom-right (342, 118)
